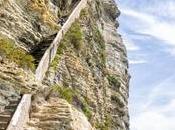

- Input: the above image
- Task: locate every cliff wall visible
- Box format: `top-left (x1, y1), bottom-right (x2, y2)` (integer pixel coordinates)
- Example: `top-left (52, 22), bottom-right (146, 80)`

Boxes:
top-left (0, 0), bottom-right (129, 130)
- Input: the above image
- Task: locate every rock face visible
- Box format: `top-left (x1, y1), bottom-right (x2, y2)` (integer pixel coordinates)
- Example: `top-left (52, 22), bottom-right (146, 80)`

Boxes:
top-left (0, 0), bottom-right (130, 130)
top-left (25, 98), bottom-right (94, 130)
top-left (44, 0), bottom-right (130, 129)
top-left (0, 0), bottom-right (78, 50)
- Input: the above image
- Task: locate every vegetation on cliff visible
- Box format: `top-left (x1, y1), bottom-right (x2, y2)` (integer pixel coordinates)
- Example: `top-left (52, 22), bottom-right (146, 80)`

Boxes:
top-left (0, 36), bottom-right (35, 70)
top-left (52, 84), bottom-right (92, 120)
top-left (50, 20), bottom-right (83, 70)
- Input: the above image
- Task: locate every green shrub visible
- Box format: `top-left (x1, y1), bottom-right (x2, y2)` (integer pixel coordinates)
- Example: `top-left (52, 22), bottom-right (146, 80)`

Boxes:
top-left (100, 51), bottom-right (106, 66)
top-left (93, 28), bottom-right (105, 49)
top-left (0, 36), bottom-right (35, 70)
top-left (52, 85), bottom-right (93, 120)
top-left (111, 95), bottom-right (124, 107)
top-left (67, 21), bottom-right (83, 50)
top-left (91, 26), bottom-right (106, 68)
top-left (95, 115), bottom-right (112, 130)
top-left (82, 102), bottom-right (92, 120)
top-left (104, 115), bottom-right (112, 130)
top-left (80, 8), bottom-right (88, 19)
top-left (19, 54), bottom-right (35, 71)
top-left (107, 75), bottom-right (120, 87)
top-left (95, 0), bottom-right (102, 18)
top-left (53, 85), bottom-right (75, 103)
top-left (50, 21), bottom-right (83, 70)
top-left (50, 36), bottom-right (67, 71)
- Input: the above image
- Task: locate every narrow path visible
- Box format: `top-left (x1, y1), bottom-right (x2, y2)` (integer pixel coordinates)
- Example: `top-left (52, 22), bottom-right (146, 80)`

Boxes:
top-left (25, 98), bottom-right (73, 130)
top-left (30, 34), bottom-right (57, 66)
top-left (31, 0), bottom-right (80, 67)
top-left (35, 0), bottom-right (88, 81)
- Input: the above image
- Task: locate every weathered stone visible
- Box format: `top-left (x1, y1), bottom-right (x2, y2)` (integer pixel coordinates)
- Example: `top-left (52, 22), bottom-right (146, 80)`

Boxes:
top-left (0, 0), bottom-right (129, 130)
top-left (7, 94), bottom-right (32, 130)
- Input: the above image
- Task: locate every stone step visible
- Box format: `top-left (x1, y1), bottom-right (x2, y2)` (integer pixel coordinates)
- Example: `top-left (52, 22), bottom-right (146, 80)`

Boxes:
top-left (35, 107), bottom-right (70, 113)
top-left (32, 112), bottom-right (71, 117)
top-left (8, 96), bottom-right (21, 101)
top-left (5, 104), bottom-right (17, 109)
top-left (0, 127), bottom-right (6, 130)
top-left (0, 122), bottom-right (8, 129)
top-left (41, 127), bottom-right (61, 130)
top-left (9, 100), bottom-right (20, 104)
top-left (37, 121), bottom-right (62, 128)
top-left (0, 114), bottom-right (11, 122)
top-left (42, 104), bottom-right (70, 109)
top-left (39, 108), bottom-right (70, 113)
top-left (9, 103), bottom-right (18, 106)
top-left (2, 110), bottom-right (13, 115)
top-left (4, 108), bottom-right (15, 113)
top-left (38, 120), bottom-right (71, 130)
top-left (39, 110), bottom-right (71, 114)
top-left (31, 114), bottom-right (72, 122)
top-left (28, 120), bottom-right (62, 127)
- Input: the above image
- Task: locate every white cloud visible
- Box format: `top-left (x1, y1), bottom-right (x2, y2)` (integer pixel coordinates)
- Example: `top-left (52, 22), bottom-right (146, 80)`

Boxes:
top-left (142, 75), bottom-right (175, 109)
top-left (121, 7), bottom-right (175, 56)
top-left (129, 60), bottom-right (147, 65)
top-left (122, 8), bottom-right (155, 24)
top-left (145, 0), bottom-right (175, 20)
top-left (131, 110), bottom-right (175, 130)
top-left (131, 98), bottom-right (175, 130)
top-left (120, 32), bottom-right (148, 64)
top-left (130, 75), bottom-right (175, 130)
top-left (123, 37), bottom-right (140, 51)
top-left (118, 1), bottom-right (175, 130)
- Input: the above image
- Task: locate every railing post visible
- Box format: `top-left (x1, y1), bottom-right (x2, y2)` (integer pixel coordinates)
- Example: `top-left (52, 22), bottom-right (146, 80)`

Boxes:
top-left (35, 0), bottom-right (88, 82)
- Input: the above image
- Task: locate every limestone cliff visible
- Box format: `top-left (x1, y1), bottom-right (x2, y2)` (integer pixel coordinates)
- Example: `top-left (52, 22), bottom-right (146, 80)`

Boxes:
top-left (0, 0), bottom-right (129, 130)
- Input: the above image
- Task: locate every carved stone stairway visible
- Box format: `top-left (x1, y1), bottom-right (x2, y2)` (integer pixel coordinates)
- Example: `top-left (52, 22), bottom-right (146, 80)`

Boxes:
top-left (0, 97), bottom-right (21, 130)
top-left (30, 1), bottom-right (80, 68)
top-left (0, 0), bottom-right (90, 129)
top-left (31, 34), bottom-right (57, 66)
top-left (25, 98), bottom-right (73, 130)
top-left (35, 0), bottom-right (89, 81)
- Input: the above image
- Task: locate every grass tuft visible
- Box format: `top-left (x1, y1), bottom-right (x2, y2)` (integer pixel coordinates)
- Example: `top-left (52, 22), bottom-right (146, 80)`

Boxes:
top-left (67, 20), bottom-right (83, 50)
top-left (0, 36), bottom-right (35, 70)
top-left (52, 85), bottom-right (75, 103)
top-left (107, 75), bottom-right (120, 87)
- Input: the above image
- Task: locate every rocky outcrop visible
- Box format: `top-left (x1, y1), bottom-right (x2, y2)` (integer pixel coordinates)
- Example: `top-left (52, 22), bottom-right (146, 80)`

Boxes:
top-left (35, 0), bottom-right (88, 81)
top-left (0, 0), bottom-right (129, 130)
top-left (0, 60), bottom-right (36, 112)
top-left (44, 0), bottom-right (129, 130)
top-left (25, 98), bottom-right (93, 130)
top-left (0, 0), bottom-right (79, 50)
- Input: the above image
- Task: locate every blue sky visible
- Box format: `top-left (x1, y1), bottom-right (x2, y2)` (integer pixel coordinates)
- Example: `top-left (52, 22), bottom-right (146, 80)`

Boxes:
top-left (116, 0), bottom-right (175, 130)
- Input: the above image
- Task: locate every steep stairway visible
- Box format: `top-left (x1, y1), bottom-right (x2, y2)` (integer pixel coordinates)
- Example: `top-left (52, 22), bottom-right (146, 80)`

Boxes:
top-left (26, 98), bottom-right (73, 130)
top-left (30, 1), bottom-right (80, 67)
top-left (30, 34), bottom-right (57, 66)
top-left (34, 0), bottom-right (88, 81)
top-left (0, 97), bottom-right (21, 130)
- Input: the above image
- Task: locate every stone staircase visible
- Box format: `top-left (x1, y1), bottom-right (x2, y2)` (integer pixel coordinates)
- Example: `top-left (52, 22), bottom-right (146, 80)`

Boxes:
top-left (35, 0), bottom-right (89, 81)
top-left (26, 98), bottom-right (73, 130)
top-left (30, 1), bottom-right (80, 68)
top-left (0, 97), bottom-right (21, 130)
top-left (31, 34), bottom-right (57, 66)
top-left (0, 0), bottom-right (90, 129)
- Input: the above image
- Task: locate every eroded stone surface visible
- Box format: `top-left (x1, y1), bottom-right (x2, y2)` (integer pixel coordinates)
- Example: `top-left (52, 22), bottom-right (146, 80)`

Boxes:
top-left (25, 97), bottom-right (94, 130)
top-left (44, 0), bottom-right (129, 130)
top-left (0, 0), bottom-right (129, 130)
